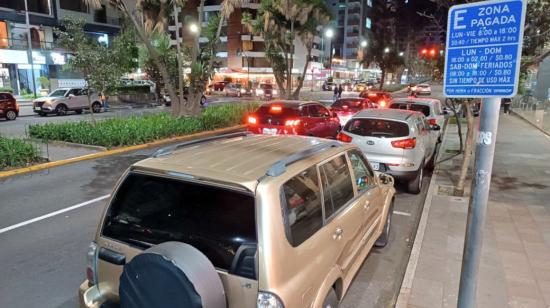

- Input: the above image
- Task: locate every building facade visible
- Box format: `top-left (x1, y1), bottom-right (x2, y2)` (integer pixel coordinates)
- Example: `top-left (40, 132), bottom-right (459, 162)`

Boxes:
top-left (0, 0), bottom-right (126, 95)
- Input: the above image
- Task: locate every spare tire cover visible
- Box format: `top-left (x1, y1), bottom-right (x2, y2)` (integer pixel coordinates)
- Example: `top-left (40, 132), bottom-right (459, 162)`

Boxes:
top-left (119, 242), bottom-right (226, 308)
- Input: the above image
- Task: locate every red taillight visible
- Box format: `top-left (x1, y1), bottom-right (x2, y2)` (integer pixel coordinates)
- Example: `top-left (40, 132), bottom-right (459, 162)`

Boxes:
top-left (270, 105), bottom-right (282, 113)
top-left (247, 115), bottom-right (258, 125)
top-left (427, 119), bottom-right (437, 125)
top-left (285, 119), bottom-right (301, 126)
top-left (391, 138), bottom-right (416, 149)
top-left (379, 100), bottom-right (387, 108)
top-left (337, 132), bottom-right (353, 143)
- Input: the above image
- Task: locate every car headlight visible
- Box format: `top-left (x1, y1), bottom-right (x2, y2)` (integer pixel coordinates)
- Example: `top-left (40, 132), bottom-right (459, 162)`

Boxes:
top-left (256, 89), bottom-right (264, 95)
top-left (272, 90), bottom-right (278, 95)
top-left (240, 88), bottom-right (246, 93)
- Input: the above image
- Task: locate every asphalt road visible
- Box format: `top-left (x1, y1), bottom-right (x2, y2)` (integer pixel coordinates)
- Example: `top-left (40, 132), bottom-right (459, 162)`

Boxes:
top-left (0, 83), bottom-right (444, 308)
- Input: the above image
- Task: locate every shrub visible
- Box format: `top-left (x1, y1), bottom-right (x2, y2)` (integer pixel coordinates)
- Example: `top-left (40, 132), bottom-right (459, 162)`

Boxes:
top-left (0, 87), bottom-right (13, 93)
top-left (116, 85), bottom-right (151, 94)
top-left (29, 102), bottom-right (259, 148)
top-left (0, 136), bottom-right (41, 169)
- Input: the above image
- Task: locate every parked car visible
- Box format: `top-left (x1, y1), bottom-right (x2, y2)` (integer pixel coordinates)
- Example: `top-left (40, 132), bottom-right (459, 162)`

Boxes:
top-left (322, 80), bottom-right (336, 91)
top-left (341, 82), bottom-right (353, 91)
top-left (32, 88), bottom-right (102, 116)
top-left (212, 81), bottom-right (230, 91)
top-left (331, 97), bottom-right (377, 126)
top-left (78, 132), bottom-right (396, 308)
top-left (353, 83), bottom-right (370, 92)
top-left (415, 83), bottom-right (431, 95)
top-left (390, 97), bottom-right (446, 142)
top-left (359, 91), bottom-right (393, 108)
top-left (0, 92), bottom-right (19, 120)
top-left (337, 108), bottom-right (439, 193)
top-left (224, 83), bottom-right (253, 97)
top-left (163, 87), bottom-right (207, 106)
top-left (247, 100), bottom-right (341, 139)
top-left (255, 83), bottom-right (278, 100)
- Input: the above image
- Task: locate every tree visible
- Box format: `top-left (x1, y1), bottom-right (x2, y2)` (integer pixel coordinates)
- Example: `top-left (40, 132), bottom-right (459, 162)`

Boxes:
top-left (55, 17), bottom-right (136, 124)
top-left (244, 0), bottom-right (330, 99)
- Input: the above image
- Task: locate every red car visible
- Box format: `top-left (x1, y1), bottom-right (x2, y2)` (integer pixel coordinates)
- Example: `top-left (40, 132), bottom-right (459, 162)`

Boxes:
top-left (212, 81), bottom-right (230, 91)
top-left (330, 97), bottom-right (377, 126)
top-left (247, 101), bottom-right (341, 139)
top-left (359, 90), bottom-right (393, 108)
top-left (0, 92), bottom-right (19, 120)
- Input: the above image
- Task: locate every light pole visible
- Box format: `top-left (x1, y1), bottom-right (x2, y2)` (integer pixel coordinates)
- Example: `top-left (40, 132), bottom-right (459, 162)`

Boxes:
top-left (23, 0), bottom-right (37, 98)
top-left (325, 29), bottom-right (334, 77)
top-left (361, 40), bottom-right (367, 79)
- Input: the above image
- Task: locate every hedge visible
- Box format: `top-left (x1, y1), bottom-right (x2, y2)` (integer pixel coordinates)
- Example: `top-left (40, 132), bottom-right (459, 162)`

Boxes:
top-left (116, 85), bottom-right (151, 94)
top-left (29, 103), bottom-right (259, 148)
top-left (0, 87), bottom-right (14, 93)
top-left (0, 136), bottom-right (42, 169)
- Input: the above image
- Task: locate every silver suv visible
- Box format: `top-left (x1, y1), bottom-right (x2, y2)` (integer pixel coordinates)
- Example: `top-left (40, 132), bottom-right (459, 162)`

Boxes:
top-left (33, 88), bottom-right (102, 116)
top-left (337, 109), bottom-right (440, 193)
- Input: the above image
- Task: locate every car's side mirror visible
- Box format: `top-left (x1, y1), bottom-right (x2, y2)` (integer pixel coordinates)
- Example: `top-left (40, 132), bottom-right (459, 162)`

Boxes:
top-left (376, 172), bottom-right (394, 186)
top-left (431, 124), bottom-right (441, 131)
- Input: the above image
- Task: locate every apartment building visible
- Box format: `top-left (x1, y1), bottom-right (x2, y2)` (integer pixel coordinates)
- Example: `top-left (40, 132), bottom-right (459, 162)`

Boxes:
top-left (169, 0), bottom-right (327, 87)
top-left (0, 0), bottom-right (127, 95)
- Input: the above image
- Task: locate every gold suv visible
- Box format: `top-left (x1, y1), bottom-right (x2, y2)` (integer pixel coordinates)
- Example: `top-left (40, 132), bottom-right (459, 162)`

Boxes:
top-left (79, 132), bottom-right (396, 308)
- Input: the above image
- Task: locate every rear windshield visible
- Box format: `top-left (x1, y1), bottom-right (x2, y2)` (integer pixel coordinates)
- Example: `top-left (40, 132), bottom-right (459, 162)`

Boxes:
top-left (256, 105), bottom-right (299, 125)
top-left (259, 84), bottom-right (273, 89)
top-left (102, 172), bottom-right (257, 272)
top-left (331, 99), bottom-right (365, 111)
top-left (390, 102), bottom-right (431, 116)
top-left (345, 118), bottom-right (409, 138)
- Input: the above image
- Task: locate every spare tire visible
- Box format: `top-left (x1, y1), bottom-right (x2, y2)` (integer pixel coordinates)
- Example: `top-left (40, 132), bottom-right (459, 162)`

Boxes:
top-left (119, 242), bottom-right (226, 308)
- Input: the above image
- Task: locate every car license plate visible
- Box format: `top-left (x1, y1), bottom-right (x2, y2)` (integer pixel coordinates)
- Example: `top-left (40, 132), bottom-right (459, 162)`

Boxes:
top-left (262, 128), bottom-right (278, 135)
top-left (370, 162), bottom-right (379, 171)
top-left (34, 107), bottom-right (41, 111)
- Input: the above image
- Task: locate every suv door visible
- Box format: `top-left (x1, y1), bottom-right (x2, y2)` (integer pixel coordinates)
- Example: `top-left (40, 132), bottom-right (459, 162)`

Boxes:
top-left (302, 104), bottom-right (322, 136)
top-left (317, 104), bottom-right (339, 138)
top-left (415, 116), bottom-right (433, 163)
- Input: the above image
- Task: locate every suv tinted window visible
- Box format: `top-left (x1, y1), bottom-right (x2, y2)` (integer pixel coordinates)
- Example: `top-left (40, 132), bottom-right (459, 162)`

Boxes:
top-left (102, 173), bottom-right (257, 273)
top-left (256, 105), bottom-right (299, 125)
top-left (282, 166), bottom-right (323, 247)
top-left (320, 155), bottom-right (354, 218)
top-left (390, 102), bottom-right (431, 116)
top-left (348, 150), bottom-right (375, 192)
top-left (345, 119), bottom-right (409, 138)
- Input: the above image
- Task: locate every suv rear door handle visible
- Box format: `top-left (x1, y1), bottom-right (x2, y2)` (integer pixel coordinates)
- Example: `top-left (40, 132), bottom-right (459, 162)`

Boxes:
top-left (333, 227), bottom-right (343, 240)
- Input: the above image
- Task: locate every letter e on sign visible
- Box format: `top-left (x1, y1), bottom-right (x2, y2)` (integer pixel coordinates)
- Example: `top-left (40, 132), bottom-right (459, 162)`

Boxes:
top-left (454, 9), bottom-right (467, 30)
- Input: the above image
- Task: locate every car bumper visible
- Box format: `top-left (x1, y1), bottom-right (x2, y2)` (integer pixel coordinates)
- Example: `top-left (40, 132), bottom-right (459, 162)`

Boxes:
top-left (33, 106), bottom-right (54, 113)
top-left (384, 169), bottom-right (419, 181)
top-left (79, 280), bottom-right (105, 308)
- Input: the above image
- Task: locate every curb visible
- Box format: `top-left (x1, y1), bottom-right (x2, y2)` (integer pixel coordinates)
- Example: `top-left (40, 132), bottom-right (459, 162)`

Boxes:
top-left (511, 110), bottom-right (550, 138)
top-left (26, 138), bottom-right (108, 152)
top-left (0, 125), bottom-right (246, 179)
top-left (395, 120), bottom-right (450, 308)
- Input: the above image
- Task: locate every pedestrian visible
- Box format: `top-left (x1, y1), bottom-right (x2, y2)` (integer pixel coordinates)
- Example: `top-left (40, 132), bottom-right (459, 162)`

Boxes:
top-left (501, 97), bottom-right (512, 114)
top-left (333, 85), bottom-right (338, 101)
top-left (101, 91), bottom-right (109, 111)
top-left (338, 84), bottom-right (343, 98)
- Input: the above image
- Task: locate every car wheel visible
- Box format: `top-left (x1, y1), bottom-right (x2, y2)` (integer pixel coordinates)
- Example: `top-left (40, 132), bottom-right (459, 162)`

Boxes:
top-left (201, 96), bottom-right (206, 106)
top-left (375, 199), bottom-right (394, 248)
top-left (322, 289), bottom-right (339, 308)
top-left (55, 104), bottom-right (68, 116)
top-left (5, 110), bottom-right (17, 120)
top-left (91, 102), bottom-right (102, 113)
top-left (407, 164), bottom-right (424, 194)
top-left (75, 109), bottom-right (83, 114)
top-left (426, 149), bottom-right (437, 171)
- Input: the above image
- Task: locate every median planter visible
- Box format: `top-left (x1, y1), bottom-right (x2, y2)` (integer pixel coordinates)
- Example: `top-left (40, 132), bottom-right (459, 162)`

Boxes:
top-left (0, 136), bottom-right (43, 170)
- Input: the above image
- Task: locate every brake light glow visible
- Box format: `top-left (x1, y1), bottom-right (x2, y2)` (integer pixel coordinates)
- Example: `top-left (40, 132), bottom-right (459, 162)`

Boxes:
top-left (285, 119), bottom-right (301, 126)
top-left (391, 138), bottom-right (416, 149)
top-left (247, 115), bottom-right (257, 124)
top-left (379, 100), bottom-right (387, 108)
top-left (427, 119), bottom-right (437, 125)
top-left (270, 105), bottom-right (282, 113)
top-left (368, 93), bottom-right (377, 97)
top-left (337, 132), bottom-right (353, 143)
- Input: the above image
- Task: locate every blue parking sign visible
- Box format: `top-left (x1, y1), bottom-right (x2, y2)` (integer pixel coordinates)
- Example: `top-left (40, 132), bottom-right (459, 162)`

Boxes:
top-left (444, 0), bottom-right (527, 98)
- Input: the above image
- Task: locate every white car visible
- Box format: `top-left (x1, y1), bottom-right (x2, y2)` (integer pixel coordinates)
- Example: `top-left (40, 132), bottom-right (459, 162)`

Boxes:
top-left (337, 109), bottom-right (439, 193)
top-left (390, 97), bottom-right (446, 142)
top-left (415, 83), bottom-right (431, 95)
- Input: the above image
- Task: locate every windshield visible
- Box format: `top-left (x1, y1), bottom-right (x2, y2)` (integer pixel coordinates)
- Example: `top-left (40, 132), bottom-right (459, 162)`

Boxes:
top-left (345, 118), bottom-right (409, 138)
top-left (259, 84), bottom-right (273, 89)
top-left (390, 102), bottom-right (431, 116)
top-left (331, 99), bottom-right (366, 111)
top-left (48, 89), bottom-right (68, 97)
top-left (102, 172), bottom-right (257, 273)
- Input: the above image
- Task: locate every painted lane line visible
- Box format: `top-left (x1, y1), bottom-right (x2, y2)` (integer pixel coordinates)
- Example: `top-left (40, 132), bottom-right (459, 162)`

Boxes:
top-left (0, 194), bottom-right (110, 235)
top-left (393, 210), bottom-right (412, 217)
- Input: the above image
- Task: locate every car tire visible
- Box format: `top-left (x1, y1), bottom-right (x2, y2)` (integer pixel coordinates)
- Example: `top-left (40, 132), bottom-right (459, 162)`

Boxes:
top-left (407, 163), bottom-right (424, 194)
top-left (201, 96), bottom-right (206, 106)
top-left (38, 112), bottom-right (47, 117)
top-left (55, 104), bottom-right (68, 116)
top-left (375, 199), bottom-right (394, 248)
top-left (75, 109), bottom-right (83, 114)
top-left (5, 110), bottom-right (17, 120)
top-left (91, 102), bottom-right (102, 113)
top-left (322, 288), bottom-right (339, 308)
top-left (426, 151), bottom-right (436, 171)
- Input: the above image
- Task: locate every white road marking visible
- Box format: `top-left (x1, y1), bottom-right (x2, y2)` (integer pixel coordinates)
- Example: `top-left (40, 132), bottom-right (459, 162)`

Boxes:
top-left (393, 210), bottom-right (412, 217)
top-left (0, 194), bottom-right (110, 235)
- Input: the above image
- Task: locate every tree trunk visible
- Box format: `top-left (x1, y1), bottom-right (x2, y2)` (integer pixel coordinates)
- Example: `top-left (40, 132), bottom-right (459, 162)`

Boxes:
top-left (187, 0), bottom-right (206, 117)
top-left (173, 2), bottom-right (184, 116)
top-left (292, 48), bottom-right (311, 99)
top-left (87, 92), bottom-right (96, 125)
top-left (455, 100), bottom-right (475, 196)
top-left (286, 20), bottom-right (295, 98)
top-left (379, 69), bottom-right (386, 90)
top-left (208, 15), bottom-right (225, 75)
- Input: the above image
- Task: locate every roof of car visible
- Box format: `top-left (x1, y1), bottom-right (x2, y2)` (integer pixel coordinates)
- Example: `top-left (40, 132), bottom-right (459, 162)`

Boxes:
top-left (418, 83), bottom-right (430, 86)
top-left (132, 134), bottom-right (350, 192)
top-left (261, 100), bottom-right (320, 108)
top-left (392, 97), bottom-right (440, 106)
top-left (353, 108), bottom-right (420, 121)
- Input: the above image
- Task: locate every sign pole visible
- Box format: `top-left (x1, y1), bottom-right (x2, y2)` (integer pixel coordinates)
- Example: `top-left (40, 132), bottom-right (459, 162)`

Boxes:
top-left (457, 97), bottom-right (501, 307)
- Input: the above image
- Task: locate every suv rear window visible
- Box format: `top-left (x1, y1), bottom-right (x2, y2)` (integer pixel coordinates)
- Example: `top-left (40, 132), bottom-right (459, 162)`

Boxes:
top-left (331, 99), bottom-right (366, 111)
top-left (390, 102), bottom-right (431, 116)
top-left (345, 118), bottom-right (409, 138)
top-left (256, 105), bottom-right (299, 125)
top-left (102, 172), bottom-right (256, 273)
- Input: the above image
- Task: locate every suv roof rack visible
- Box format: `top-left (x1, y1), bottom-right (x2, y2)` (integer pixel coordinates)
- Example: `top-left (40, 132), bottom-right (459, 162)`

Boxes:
top-left (265, 141), bottom-right (342, 177)
top-left (152, 131), bottom-right (251, 158)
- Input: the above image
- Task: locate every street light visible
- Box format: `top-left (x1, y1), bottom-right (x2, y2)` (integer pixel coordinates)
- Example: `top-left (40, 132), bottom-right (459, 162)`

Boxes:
top-left (384, 47), bottom-right (390, 53)
top-left (399, 51), bottom-right (404, 56)
top-left (189, 23), bottom-right (199, 34)
top-left (324, 28), bottom-right (334, 76)
top-left (361, 40), bottom-right (367, 48)
top-left (325, 28), bottom-right (334, 38)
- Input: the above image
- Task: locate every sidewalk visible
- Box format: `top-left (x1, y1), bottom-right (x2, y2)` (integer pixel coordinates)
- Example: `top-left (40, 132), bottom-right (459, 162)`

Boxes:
top-left (397, 114), bottom-right (550, 308)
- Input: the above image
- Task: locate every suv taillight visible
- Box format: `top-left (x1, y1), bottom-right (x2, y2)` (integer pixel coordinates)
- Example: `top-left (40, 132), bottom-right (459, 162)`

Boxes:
top-left (427, 118), bottom-right (437, 126)
top-left (284, 119), bottom-right (301, 126)
top-left (337, 132), bottom-right (353, 143)
top-left (257, 291), bottom-right (284, 308)
top-left (86, 242), bottom-right (98, 285)
top-left (391, 138), bottom-right (416, 149)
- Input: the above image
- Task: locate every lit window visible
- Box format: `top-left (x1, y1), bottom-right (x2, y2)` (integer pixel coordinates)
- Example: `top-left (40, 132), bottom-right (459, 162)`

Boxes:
top-left (365, 17), bottom-right (372, 29)
top-left (367, 0), bottom-right (372, 6)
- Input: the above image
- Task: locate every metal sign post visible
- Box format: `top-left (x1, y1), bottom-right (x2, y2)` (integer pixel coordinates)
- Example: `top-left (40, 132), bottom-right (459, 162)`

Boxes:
top-left (443, 1), bottom-right (527, 307)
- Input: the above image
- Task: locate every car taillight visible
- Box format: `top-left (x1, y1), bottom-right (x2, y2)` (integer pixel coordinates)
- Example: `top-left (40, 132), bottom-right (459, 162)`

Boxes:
top-left (257, 291), bottom-right (284, 308)
top-left (86, 242), bottom-right (98, 285)
top-left (391, 138), bottom-right (416, 149)
top-left (248, 115), bottom-right (258, 125)
top-left (337, 132), bottom-right (353, 142)
top-left (285, 119), bottom-right (301, 126)
top-left (427, 119), bottom-right (437, 125)
top-left (15, 103), bottom-right (19, 112)
top-left (379, 100), bottom-right (387, 108)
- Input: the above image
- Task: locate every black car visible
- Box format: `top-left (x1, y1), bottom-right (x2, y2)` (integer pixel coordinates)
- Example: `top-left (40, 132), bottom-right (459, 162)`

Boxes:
top-left (163, 87), bottom-right (207, 106)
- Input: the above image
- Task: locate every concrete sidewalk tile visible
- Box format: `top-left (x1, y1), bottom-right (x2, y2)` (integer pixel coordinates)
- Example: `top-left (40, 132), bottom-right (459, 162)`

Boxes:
top-left (508, 296), bottom-right (547, 308)
top-left (409, 277), bottom-right (443, 308)
top-left (537, 279), bottom-right (550, 306)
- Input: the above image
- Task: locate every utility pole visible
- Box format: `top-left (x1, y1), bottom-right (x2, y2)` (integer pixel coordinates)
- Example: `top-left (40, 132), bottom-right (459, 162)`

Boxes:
top-left (173, 3), bottom-right (184, 109)
top-left (24, 0), bottom-right (37, 99)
